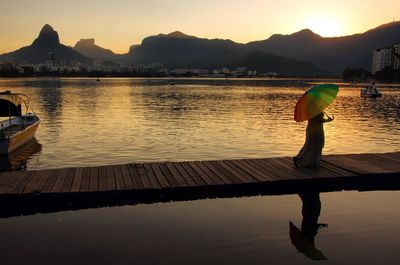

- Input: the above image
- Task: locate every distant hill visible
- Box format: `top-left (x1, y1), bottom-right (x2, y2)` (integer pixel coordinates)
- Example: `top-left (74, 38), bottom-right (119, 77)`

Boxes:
top-left (246, 21), bottom-right (400, 73)
top-left (0, 24), bottom-right (92, 65)
top-left (124, 31), bottom-right (323, 75)
top-left (125, 31), bottom-right (244, 67)
top-left (73, 38), bottom-right (115, 59)
top-left (231, 51), bottom-right (323, 76)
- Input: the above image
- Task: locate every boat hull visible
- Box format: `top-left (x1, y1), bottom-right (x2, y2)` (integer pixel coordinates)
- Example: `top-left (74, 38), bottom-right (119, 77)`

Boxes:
top-left (361, 93), bottom-right (382, 98)
top-left (0, 120), bottom-right (40, 154)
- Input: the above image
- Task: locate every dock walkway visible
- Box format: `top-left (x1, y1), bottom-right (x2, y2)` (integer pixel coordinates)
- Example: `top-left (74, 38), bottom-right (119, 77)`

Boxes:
top-left (0, 152), bottom-right (399, 217)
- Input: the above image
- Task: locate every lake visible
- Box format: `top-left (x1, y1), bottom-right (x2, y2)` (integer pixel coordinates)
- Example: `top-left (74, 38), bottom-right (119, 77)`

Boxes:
top-left (0, 78), bottom-right (398, 171)
top-left (1, 78), bottom-right (399, 264)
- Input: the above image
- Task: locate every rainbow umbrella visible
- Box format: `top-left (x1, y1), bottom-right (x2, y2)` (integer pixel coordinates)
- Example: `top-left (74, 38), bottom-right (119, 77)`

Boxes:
top-left (294, 84), bottom-right (339, 122)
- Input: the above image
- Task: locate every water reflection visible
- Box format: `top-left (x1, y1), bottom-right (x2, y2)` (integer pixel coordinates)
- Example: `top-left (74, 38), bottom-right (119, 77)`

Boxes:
top-left (0, 138), bottom-right (42, 171)
top-left (36, 86), bottom-right (63, 120)
top-left (0, 79), bottom-right (398, 170)
top-left (290, 192), bottom-right (328, 260)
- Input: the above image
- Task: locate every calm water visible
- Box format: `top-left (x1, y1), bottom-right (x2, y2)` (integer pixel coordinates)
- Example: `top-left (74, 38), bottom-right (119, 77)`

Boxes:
top-left (1, 190), bottom-right (400, 265)
top-left (1, 78), bottom-right (400, 264)
top-left (0, 77), bottom-right (399, 170)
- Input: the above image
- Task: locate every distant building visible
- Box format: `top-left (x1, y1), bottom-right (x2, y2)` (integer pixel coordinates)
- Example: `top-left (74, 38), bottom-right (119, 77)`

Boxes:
top-left (393, 44), bottom-right (400, 70)
top-left (372, 47), bottom-right (393, 74)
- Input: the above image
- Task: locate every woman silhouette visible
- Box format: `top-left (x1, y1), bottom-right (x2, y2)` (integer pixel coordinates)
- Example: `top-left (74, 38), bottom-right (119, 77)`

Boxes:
top-left (293, 112), bottom-right (334, 168)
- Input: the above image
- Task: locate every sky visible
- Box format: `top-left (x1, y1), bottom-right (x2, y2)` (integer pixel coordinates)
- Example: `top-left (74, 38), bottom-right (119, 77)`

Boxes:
top-left (0, 0), bottom-right (399, 54)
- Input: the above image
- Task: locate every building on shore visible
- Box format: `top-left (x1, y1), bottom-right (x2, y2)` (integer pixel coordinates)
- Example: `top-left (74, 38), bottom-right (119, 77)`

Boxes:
top-left (372, 47), bottom-right (393, 74)
top-left (393, 44), bottom-right (400, 70)
top-left (371, 44), bottom-right (400, 74)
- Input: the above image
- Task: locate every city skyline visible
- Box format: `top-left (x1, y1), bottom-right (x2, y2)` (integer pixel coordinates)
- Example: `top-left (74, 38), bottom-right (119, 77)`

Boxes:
top-left (0, 0), bottom-right (399, 54)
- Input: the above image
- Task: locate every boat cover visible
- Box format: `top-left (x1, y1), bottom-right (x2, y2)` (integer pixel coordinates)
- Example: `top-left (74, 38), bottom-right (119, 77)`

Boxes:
top-left (0, 93), bottom-right (25, 116)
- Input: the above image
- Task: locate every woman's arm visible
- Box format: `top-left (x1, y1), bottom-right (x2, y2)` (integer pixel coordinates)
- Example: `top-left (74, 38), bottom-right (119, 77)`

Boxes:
top-left (322, 114), bottom-right (334, 123)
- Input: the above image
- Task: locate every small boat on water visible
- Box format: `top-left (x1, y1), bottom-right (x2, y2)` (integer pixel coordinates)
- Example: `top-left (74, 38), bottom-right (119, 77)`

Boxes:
top-left (361, 83), bottom-right (382, 98)
top-left (0, 91), bottom-right (40, 154)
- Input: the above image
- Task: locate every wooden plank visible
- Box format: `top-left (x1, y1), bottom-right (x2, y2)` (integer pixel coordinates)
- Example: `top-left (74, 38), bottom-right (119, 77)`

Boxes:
top-left (61, 168), bottom-right (76, 193)
top-left (377, 152), bottom-right (400, 162)
top-left (323, 155), bottom-right (392, 175)
top-left (51, 169), bottom-right (68, 193)
top-left (128, 164), bottom-right (144, 189)
top-left (228, 159), bottom-right (271, 182)
top-left (98, 166), bottom-right (108, 191)
top-left (120, 165), bottom-right (134, 190)
top-left (200, 161), bottom-right (232, 185)
top-left (0, 171), bottom-right (27, 193)
top-left (272, 157), bottom-right (321, 178)
top-left (180, 162), bottom-right (207, 186)
top-left (142, 163), bottom-right (161, 189)
top-left (188, 161), bottom-right (218, 185)
top-left (0, 184), bottom-right (7, 194)
top-left (150, 163), bottom-right (170, 188)
top-left (10, 171), bottom-right (37, 194)
top-left (23, 169), bottom-right (52, 194)
top-left (79, 167), bottom-right (91, 192)
top-left (216, 160), bottom-right (254, 183)
top-left (237, 159), bottom-right (275, 181)
top-left (106, 166), bottom-right (116, 191)
top-left (348, 153), bottom-right (400, 172)
top-left (273, 157), bottom-right (335, 179)
top-left (249, 159), bottom-right (286, 181)
top-left (136, 163), bottom-right (155, 189)
top-left (89, 167), bottom-right (99, 192)
top-left (255, 158), bottom-right (306, 180)
top-left (164, 162), bottom-right (188, 187)
top-left (173, 162), bottom-right (197, 186)
top-left (0, 170), bottom-right (26, 186)
top-left (70, 167), bottom-right (83, 192)
top-left (113, 166), bottom-right (126, 191)
top-left (202, 161), bottom-right (234, 184)
top-left (157, 162), bottom-right (179, 187)
top-left (41, 170), bottom-right (60, 193)
top-left (207, 161), bottom-right (242, 184)
top-left (194, 161), bottom-right (226, 185)
top-left (319, 160), bottom-right (354, 177)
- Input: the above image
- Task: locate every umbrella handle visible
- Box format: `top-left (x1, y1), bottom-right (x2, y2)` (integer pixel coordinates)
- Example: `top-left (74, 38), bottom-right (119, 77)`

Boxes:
top-left (324, 112), bottom-right (334, 121)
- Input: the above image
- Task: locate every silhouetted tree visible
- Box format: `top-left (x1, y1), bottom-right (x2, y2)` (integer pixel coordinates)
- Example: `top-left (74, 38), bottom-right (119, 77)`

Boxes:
top-left (342, 67), bottom-right (371, 81)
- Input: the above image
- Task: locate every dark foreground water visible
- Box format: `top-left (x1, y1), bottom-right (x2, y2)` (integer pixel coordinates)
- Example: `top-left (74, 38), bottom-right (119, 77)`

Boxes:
top-left (1, 190), bottom-right (400, 265)
top-left (0, 78), bottom-right (399, 171)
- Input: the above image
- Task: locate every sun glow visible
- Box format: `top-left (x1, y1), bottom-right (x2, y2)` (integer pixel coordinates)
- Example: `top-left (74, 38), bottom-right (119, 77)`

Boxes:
top-left (305, 17), bottom-right (344, 37)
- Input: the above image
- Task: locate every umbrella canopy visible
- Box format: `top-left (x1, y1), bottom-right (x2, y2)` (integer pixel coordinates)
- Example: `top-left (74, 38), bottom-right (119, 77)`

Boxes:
top-left (294, 84), bottom-right (339, 122)
top-left (289, 221), bottom-right (327, 260)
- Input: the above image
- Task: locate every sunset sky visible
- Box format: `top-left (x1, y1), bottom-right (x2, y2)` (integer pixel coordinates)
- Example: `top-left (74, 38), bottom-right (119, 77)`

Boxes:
top-left (0, 0), bottom-right (399, 54)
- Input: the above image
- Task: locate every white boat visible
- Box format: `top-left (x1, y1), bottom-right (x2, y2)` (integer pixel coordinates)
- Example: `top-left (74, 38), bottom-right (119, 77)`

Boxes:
top-left (361, 84), bottom-right (382, 98)
top-left (0, 91), bottom-right (40, 154)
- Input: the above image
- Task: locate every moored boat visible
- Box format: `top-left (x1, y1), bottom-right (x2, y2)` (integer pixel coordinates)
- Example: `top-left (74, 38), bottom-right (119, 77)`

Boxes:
top-left (0, 91), bottom-right (40, 154)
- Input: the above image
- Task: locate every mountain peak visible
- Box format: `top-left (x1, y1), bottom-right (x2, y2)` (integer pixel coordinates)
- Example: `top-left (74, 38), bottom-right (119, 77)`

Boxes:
top-left (40, 24), bottom-right (55, 33)
top-left (33, 24), bottom-right (60, 46)
top-left (157, 31), bottom-right (196, 39)
top-left (73, 38), bottom-right (115, 59)
top-left (74, 38), bottom-right (96, 48)
top-left (292, 29), bottom-right (320, 37)
top-left (168, 31), bottom-right (191, 38)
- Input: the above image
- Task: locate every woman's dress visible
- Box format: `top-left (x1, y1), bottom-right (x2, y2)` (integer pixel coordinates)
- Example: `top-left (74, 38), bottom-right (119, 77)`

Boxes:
top-left (294, 115), bottom-right (325, 168)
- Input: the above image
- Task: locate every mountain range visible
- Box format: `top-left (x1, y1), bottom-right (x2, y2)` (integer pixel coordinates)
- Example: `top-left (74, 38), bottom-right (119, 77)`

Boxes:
top-left (1, 22), bottom-right (400, 75)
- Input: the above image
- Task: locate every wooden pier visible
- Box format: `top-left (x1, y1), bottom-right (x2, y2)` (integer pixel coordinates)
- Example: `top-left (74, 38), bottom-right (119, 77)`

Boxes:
top-left (0, 152), bottom-right (399, 217)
